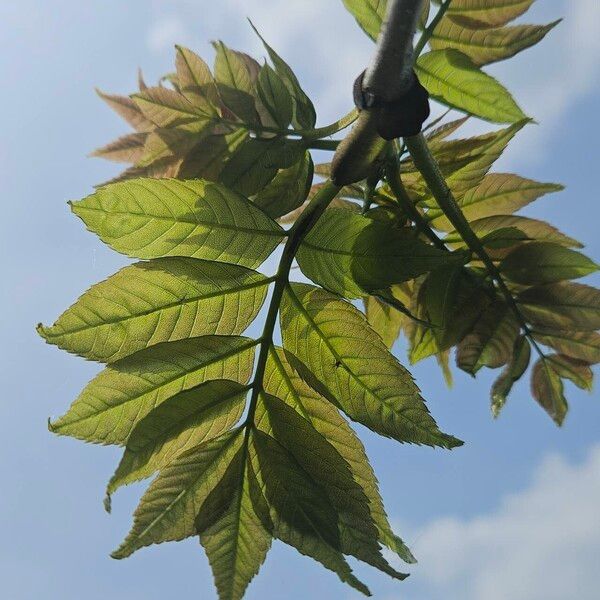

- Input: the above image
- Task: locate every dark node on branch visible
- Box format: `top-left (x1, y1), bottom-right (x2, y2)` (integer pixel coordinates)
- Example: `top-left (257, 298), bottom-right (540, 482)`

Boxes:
top-left (353, 69), bottom-right (430, 139)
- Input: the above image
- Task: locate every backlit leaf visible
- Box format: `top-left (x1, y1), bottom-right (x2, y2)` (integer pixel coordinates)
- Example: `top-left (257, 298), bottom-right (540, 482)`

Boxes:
top-left (416, 49), bottom-right (528, 123)
top-left (531, 358), bottom-right (567, 425)
top-left (532, 330), bottom-right (600, 364)
top-left (547, 354), bottom-right (593, 391)
top-left (38, 258), bottom-right (270, 362)
top-left (113, 430), bottom-right (243, 559)
top-left (251, 429), bottom-right (370, 595)
top-left (257, 65), bottom-right (293, 129)
top-left (342, 0), bottom-right (387, 40)
top-left (456, 301), bottom-right (520, 375)
top-left (280, 283), bottom-right (462, 448)
top-left (500, 243), bottom-right (598, 285)
top-left (430, 19), bottom-right (559, 66)
top-left (442, 0), bottom-right (535, 28)
top-left (106, 380), bottom-right (250, 501)
top-left (491, 334), bottom-right (531, 417)
top-left (297, 208), bottom-right (465, 298)
top-left (262, 347), bottom-right (415, 562)
top-left (254, 151), bottom-right (314, 219)
top-left (71, 178), bottom-right (284, 268)
top-left (518, 282), bottom-right (600, 331)
top-left (48, 336), bottom-right (257, 445)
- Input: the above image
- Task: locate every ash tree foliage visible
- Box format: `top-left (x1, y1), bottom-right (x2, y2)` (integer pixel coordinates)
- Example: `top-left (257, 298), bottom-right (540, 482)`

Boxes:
top-left (38, 0), bottom-right (599, 598)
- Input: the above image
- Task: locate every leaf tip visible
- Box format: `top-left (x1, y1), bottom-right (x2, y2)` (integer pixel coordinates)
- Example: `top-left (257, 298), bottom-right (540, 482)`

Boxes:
top-left (47, 417), bottom-right (56, 433)
top-left (36, 322), bottom-right (49, 341)
top-left (103, 493), bottom-right (112, 514)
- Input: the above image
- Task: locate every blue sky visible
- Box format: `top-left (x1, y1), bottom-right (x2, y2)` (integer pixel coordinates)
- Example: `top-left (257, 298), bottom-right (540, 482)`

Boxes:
top-left (1, 1), bottom-right (599, 599)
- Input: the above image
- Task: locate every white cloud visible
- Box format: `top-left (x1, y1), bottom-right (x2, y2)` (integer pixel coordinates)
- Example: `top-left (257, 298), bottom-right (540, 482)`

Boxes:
top-left (146, 15), bottom-right (190, 53)
top-left (392, 445), bottom-right (600, 600)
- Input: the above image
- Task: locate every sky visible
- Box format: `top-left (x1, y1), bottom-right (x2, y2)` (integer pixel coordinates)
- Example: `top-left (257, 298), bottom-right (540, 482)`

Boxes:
top-left (0, 1), bottom-right (599, 599)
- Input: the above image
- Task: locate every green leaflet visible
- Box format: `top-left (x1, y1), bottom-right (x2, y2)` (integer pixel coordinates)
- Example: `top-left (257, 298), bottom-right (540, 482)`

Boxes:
top-left (213, 41), bottom-right (259, 124)
top-left (249, 22), bottom-right (317, 129)
top-left (48, 336), bottom-right (257, 445)
top-left (365, 290), bottom-right (409, 349)
top-left (257, 64), bottom-right (293, 129)
top-left (342, 0), bottom-right (387, 40)
top-left (219, 137), bottom-right (305, 197)
top-left (262, 347), bottom-right (415, 562)
top-left (531, 358), bottom-right (568, 426)
top-left (175, 45), bottom-right (221, 112)
top-left (280, 283), bottom-right (462, 448)
top-left (106, 380), bottom-right (251, 503)
top-left (254, 151), bottom-right (314, 219)
top-left (499, 242), bottom-right (599, 285)
top-left (197, 440), bottom-right (272, 600)
top-left (71, 178), bottom-right (284, 268)
top-left (416, 49), bottom-right (527, 123)
top-left (491, 335), bottom-right (531, 417)
top-left (38, 258), bottom-right (271, 362)
top-left (428, 173), bottom-right (563, 231)
top-left (257, 393), bottom-right (407, 580)
top-left (440, 0), bottom-right (535, 28)
top-left (113, 429), bottom-right (244, 559)
top-left (457, 301), bottom-right (520, 375)
top-left (517, 282), bottom-right (600, 331)
top-left (297, 208), bottom-right (465, 298)
top-left (250, 429), bottom-right (370, 596)
top-left (430, 18), bottom-right (560, 66)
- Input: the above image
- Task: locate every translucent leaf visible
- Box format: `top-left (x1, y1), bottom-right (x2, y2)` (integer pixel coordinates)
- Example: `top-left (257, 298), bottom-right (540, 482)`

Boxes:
top-left (429, 173), bottom-right (563, 231)
top-left (297, 208), bottom-right (465, 298)
top-left (491, 335), bottom-right (531, 417)
top-left (38, 258), bottom-right (270, 362)
top-left (258, 393), bottom-right (407, 579)
top-left (48, 336), bottom-right (257, 445)
top-left (71, 178), bottom-right (284, 268)
top-left (196, 440), bottom-right (272, 600)
top-left (532, 330), bottom-right (600, 365)
top-left (262, 347), bottom-right (415, 562)
top-left (213, 41), bottom-right (258, 124)
top-left (531, 359), bottom-right (568, 425)
top-left (96, 88), bottom-right (153, 132)
top-left (257, 65), bottom-right (293, 129)
top-left (430, 19), bottom-right (559, 66)
top-left (500, 242), bottom-right (598, 285)
top-left (442, 0), bottom-right (535, 28)
top-left (547, 355), bottom-right (593, 392)
top-left (136, 123), bottom-right (207, 168)
top-left (249, 22), bottom-right (316, 129)
top-left (517, 282), bottom-right (600, 332)
top-left (456, 301), bottom-right (520, 375)
top-left (91, 132), bottom-right (147, 164)
top-left (250, 429), bottom-right (370, 596)
top-left (342, 0), bottom-right (387, 40)
top-left (416, 49), bottom-right (527, 123)
top-left (280, 283), bottom-right (462, 448)
top-left (220, 138), bottom-right (304, 197)
top-left (254, 151), bottom-right (314, 219)
top-left (175, 45), bottom-right (220, 113)
top-left (132, 86), bottom-right (212, 127)
top-left (113, 430), bottom-right (243, 559)
top-left (365, 291), bottom-right (409, 349)
top-left (106, 380), bottom-right (250, 501)
top-left (178, 129), bottom-right (248, 180)
top-left (444, 215), bottom-right (581, 258)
